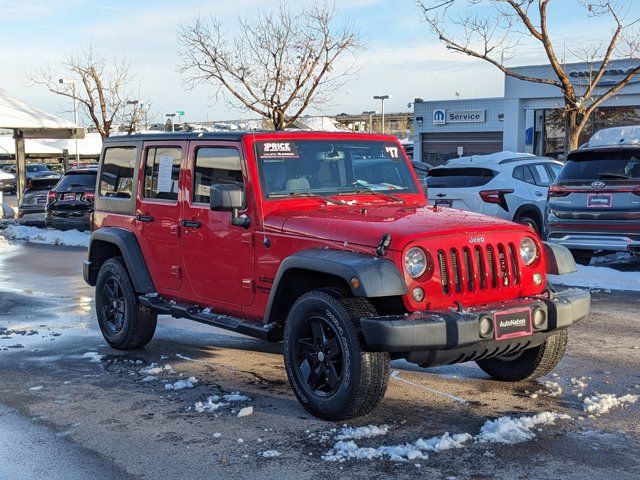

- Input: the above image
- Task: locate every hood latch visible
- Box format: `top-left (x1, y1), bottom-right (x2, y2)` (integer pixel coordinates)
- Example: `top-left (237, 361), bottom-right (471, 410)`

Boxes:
top-left (376, 233), bottom-right (392, 256)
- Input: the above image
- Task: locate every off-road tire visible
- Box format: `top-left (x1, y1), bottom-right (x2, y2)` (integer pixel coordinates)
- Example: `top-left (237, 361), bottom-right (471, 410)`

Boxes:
top-left (570, 249), bottom-right (593, 266)
top-left (516, 215), bottom-right (541, 237)
top-left (476, 329), bottom-right (568, 382)
top-left (95, 257), bottom-right (157, 350)
top-left (283, 290), bottom-right (390, 421)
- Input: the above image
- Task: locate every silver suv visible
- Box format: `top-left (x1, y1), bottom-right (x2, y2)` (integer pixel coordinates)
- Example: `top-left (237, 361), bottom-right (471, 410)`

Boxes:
top-left (546, 126), bottom-right (640, 264)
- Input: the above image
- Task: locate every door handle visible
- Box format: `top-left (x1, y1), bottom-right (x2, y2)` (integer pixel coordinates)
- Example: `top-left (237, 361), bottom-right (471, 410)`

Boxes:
top-left (534, 191), bottom-right (544, 197)
top-left (136, 214), bottom-right (154, 223)
top-left (181, 219), bottom-right (201, 228)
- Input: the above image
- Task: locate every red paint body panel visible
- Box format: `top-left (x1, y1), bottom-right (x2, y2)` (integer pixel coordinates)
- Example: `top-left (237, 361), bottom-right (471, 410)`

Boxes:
top-left (96, 132), bottom-right (545, 322)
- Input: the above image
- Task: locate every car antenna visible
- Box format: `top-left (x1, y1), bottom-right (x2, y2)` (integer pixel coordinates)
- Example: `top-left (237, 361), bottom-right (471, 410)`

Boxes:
top-left (376, 233), bottom-right (392, 256)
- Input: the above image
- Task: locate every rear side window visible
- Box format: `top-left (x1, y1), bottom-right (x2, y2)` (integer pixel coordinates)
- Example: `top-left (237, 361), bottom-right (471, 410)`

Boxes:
top-left (100, 147), bottom-right (136, 199)
top-left (55, 172), bottom-right (97, 190)
top-left (143, 147), bottom-right (182, 201)
top-left (426, 167), bottom-right (495, 188)
top-left (193, 147), bottom-right (243, 204)
top-left (560, 150), bottom-right (640, 181)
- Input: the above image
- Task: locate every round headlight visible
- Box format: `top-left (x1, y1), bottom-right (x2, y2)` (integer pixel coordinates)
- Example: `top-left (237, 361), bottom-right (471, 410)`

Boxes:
top-left (519, 237), bottom-right (538, 266)
top-left (405, 247), bottom-right (427, 278)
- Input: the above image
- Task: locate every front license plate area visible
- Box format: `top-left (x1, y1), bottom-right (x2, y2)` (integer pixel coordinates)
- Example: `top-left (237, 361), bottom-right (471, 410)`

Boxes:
top-left (494, 307), bottom-right (532, 341)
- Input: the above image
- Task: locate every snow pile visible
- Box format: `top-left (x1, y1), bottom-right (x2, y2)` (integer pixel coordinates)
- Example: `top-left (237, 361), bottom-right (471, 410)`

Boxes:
top-left (549, 266), bottom-right (640, 292)
top-left (335, 425), bottom-right (389, 441)
top-left (261, 450), bottom-right (282, 458)
top-left (322, 412), bottom-right (569, 462)
top-left (0, 225), bottom-right (90, 248)
top-left (82, 351), bottom-right (103, 363)
top-left (193, 391), bottom-right (252, 414)
top-left (164, 377), bottom-right (198, 390)
top-left (237, 406), bottom-right (254, 417)
top-left (194, 396), bottom-right (228, 413)
top-left (28, 385), bottom-right (44, 391)
top-left (582, 393), bottom-right (638, 416)
top-left (475, 412), bottom-right (570, 444)
top-left (222, 392), bottom-right (251, 402)
top-left (141, 363), bottom-right (173, 375)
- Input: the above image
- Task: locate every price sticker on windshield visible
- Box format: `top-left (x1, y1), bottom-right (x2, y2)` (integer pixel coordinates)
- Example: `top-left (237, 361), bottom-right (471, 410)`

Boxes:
top-left (256, 141), bottom-right (300, 159)
top-left (382, 143), bottom-right (401, 160)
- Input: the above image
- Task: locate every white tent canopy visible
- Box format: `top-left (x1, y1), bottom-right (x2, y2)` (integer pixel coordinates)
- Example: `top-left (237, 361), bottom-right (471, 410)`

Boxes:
top-left (41, 132), bottom-right (102, 156)
top-left (0, 136), bottom-right (63, 155)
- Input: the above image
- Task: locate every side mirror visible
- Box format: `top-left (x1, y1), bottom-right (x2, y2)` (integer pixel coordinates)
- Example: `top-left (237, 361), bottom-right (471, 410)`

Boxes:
top-left (209, 183), bottom-right (250, 228)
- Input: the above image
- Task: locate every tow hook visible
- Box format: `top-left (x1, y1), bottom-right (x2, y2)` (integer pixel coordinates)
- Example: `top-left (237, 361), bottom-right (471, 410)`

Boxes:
top-left (376, 233), bottom-right (392, 256)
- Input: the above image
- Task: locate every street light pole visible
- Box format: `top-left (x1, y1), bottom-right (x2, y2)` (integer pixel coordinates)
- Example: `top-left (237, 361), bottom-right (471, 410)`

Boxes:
top-left (373, 95), bottom-right (391, 134)
top-left (59, 78), bottom-right (79, 168)
top-left (126, 100), bottom-right (140, 133)
top-left (362, 110), bottom-right (377, 133)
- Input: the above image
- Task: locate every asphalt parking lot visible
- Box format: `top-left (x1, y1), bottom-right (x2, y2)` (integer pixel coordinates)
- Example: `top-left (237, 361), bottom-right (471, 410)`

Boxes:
top-left (0, 239), bottom-right (639, 480)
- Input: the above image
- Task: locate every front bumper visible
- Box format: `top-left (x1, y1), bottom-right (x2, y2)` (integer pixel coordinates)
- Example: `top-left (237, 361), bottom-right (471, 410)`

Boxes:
top-left (360, 287), bottom-right (590, 354)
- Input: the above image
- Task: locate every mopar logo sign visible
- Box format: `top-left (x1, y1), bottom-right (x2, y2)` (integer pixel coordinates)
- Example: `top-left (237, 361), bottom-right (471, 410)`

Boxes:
top-left (433, 109), bottom-right (446, 125)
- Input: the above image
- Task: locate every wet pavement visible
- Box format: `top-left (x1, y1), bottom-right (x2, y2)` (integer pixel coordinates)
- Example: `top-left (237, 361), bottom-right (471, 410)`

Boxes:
top-left (0, 238), bottom-right (639, 479)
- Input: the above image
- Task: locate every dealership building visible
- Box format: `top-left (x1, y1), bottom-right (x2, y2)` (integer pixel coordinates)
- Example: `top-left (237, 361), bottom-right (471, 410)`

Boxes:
top-left (412, 58), bottom-right (640, 165)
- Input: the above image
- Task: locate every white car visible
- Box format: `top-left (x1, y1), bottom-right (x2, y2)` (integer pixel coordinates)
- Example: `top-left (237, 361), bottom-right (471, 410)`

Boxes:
top-left (426, 151), bottom-right (563, 235)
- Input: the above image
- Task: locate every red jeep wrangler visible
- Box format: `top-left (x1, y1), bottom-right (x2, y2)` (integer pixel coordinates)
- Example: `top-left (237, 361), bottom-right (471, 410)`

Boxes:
top-left (83, 132), bottom-right (589, 420)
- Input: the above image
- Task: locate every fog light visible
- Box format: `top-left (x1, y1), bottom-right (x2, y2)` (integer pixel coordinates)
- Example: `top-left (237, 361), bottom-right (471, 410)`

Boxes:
top-left (412, 287), bottom-right (425, 302)
top-left (533, 273), bottom-right (543, 286)
top-left (533, 308), bottom-right (547, 329)
top-left (479, 316), bottom-right (494, 338)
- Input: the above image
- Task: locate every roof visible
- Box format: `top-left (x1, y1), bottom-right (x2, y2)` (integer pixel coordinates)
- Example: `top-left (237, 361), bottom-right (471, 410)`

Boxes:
top-left (586, 126), bottom-right (640, 148)
top-left (0, 88), bottom-right (83, 139)
top-left (443, 151), bottom-right (539, 166)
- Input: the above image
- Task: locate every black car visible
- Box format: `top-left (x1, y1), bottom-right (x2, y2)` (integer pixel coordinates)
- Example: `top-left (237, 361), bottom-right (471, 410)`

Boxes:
top-left (45, 168), bottom-right (97, 231)
top-left (17, 178), bottom-right (61, 226)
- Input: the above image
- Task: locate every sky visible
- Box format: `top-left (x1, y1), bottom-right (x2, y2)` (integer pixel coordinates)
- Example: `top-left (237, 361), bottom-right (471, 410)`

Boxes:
top-left (0, 0), bottom-right (633, 125)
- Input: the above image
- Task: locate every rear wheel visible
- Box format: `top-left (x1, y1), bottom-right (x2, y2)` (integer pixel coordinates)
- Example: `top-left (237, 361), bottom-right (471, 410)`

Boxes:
top-left (476, 329), bottom-right (568, 381)
top-left (95, 257), bottom-right (157, 350)
top-left (570, 249), bottom-right (593, 266)
top-left (283, 291), bottom-right (389, 421)
top-left (516, 214), bottom-right (541, 237)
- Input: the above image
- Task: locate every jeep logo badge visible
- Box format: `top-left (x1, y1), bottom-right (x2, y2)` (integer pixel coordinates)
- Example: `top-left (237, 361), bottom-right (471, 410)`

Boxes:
top-left (469, 236), bottom-right (485, 244)
top-left (591, 181), bottom-right (606, 189)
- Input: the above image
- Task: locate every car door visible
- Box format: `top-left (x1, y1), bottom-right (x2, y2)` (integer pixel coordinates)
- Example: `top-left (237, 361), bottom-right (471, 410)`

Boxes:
top-left (136, 142), bottom-right (185, 292)
top-left (180, 141), bottom-right (255, 308)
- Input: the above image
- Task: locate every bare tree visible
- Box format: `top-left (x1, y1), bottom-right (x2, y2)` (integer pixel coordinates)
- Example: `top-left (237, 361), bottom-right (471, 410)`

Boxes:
top-left (417, 0), bottom-right (640, 153)
top-left (177, 1), bottom-right (364, 130)
top-left (25, 44), bottom-right (135, 139)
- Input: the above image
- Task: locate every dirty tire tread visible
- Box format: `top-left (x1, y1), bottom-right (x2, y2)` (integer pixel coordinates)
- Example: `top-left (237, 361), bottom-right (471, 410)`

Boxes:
top-left (284, 291), bottom-right (389, 421)
top-left (476, 329), bottom-right (568, 381)
top-left (95, 257), bottom-right (157, 350)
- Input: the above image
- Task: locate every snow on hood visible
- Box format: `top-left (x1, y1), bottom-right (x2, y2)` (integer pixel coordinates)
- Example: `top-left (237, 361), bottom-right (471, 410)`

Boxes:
top-left (264, 203), bottom-right (527, 250)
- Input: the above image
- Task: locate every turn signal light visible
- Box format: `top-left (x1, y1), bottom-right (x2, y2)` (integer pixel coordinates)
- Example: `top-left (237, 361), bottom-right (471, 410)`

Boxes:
top-left (83, 191), bottom-right (95, 202)
top-left (548, 185), bottom-right (570, 198)
top-left (633, 186), bottom-right (640, 197)
top-left (479, 189), bottom-right (514, 211)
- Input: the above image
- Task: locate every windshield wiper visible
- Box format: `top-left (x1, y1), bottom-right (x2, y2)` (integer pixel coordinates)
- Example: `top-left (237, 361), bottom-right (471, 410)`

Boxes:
top-left (268, 191), bottom-right (340, 205)
top-left (343, 185), bottom-right (404, 204)
top-left (598, 172), bottom-right (631, 179)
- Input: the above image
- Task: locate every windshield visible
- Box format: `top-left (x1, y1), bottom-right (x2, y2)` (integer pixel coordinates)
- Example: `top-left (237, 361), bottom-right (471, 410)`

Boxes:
top-left (55, 172), bottom-right (97, 189)
top-left (26, 164), bottom-right (51, 172)
top-left (560, 150), bottom-right (640, 181)
top-left (255, 140), bottom-right (418, 198)
top-left (427, 167), bottom-right (496, 188)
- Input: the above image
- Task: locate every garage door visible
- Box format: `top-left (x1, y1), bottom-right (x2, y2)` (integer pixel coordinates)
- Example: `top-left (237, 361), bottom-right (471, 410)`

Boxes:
top-left (421, 132), bottom-right (503, 166)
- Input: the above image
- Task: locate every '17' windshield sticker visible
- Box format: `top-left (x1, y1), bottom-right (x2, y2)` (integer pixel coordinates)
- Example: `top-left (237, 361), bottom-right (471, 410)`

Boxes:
top-left (383, 143), bottom-right (400, 160)
top-left (256, 141), bottom-right (300, 159)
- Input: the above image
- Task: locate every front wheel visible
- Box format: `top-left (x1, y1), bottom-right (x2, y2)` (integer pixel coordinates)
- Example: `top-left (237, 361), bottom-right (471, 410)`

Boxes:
top-left (476, 329), bottom-right (568, 381)
top-left (283, 291), bottom-right (389, 421)
top-left (95, 257), bottom-right (157, 350)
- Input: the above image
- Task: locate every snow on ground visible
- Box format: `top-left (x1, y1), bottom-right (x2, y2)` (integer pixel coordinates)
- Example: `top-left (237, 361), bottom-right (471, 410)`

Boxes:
top-left (81, 352), bottom-right (103, 363)
top-left (237, 406), bottom-right (253, 417)
top-left (548, 264), bottom-right (640, 292)
top-left (260, 450), bottom-right (282, 458)
top-left (322, 412), bottom-right (569, 462)
top-left (194, 391), bottom-right (252, 414)
top-left (582, 393), bottom-right (638, 416)
top-left (335, 425), bottom-right (389, 441)
top-left (140, 364), bottom-right (173, 375)
top-left (0, 225), bottom-right (89, 248)
top-left (164, 377), bottom-right (198, 390)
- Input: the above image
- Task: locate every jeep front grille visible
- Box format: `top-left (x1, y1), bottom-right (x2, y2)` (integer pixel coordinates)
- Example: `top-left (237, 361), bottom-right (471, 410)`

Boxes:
top-left (437, 243), bottom-right (520, 295)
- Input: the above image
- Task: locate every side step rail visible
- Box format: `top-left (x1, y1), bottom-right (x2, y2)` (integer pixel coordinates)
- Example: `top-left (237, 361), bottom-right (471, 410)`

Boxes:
top-left (139, 294), bottom-right (281, 341)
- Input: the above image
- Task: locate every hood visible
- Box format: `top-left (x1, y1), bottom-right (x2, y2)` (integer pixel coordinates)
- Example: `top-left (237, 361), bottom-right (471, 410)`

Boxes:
top-left (265, 203), bottom-right (528, 250)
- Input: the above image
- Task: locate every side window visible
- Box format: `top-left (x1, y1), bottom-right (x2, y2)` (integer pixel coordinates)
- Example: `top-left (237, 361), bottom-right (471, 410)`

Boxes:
top-left (193, 147), bottom-right (243, 204)
top-left (547, 163), bottom-right (562, 181)
top-left (143, 147), bottom-right (182, 201)
top-left (100, 147), bottom-right (136, 199)
top-left (531, 164), bottom-right (552, 186)
top-left (512, 165), bottom-right (524, 181)
top-left (522, 165), bottom-right (536, 185)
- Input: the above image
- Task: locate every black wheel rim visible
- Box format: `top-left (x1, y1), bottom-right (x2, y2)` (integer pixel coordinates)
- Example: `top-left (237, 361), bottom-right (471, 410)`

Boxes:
top-left (102, 277), bottom-right (126, 334)
top-left (295, 316), bottom-right (344, 397)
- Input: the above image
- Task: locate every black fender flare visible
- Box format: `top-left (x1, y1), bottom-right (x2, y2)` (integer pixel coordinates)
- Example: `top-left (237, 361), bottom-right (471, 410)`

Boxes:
top-left (543, 242), bottom-right (577, 275)
top-left (264, 248), bottom-right (408, 324)
top-left (87, 227), bottom-right (155, 293)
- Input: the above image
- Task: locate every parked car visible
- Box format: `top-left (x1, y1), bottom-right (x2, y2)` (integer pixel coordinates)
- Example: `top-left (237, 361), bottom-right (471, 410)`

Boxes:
top-left (546, 126), bottom-right (640, 265)
top-left (83, 132), bottom-right (588, 421)
top-left (4, 163), bottom-right (61, 182)
top-left (426, 151), bottom-right (563, 235)
top-left (17, 178), bottom-right (60, 226)
top-left (0, 169), bottom-right (16, 194)
top-left (411, 159), bottom-right (432, 193)
top-left (45, 167), bottom-right (97, 231)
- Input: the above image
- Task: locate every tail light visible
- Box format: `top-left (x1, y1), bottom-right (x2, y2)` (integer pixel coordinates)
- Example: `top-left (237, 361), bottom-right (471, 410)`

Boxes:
top-left (548, 184), bottom-right (570, 199)
top-left (83, 191), bottom-right (95, 202)
top-left (633, 186), bottom-right (640, 197)
top-left (479, 189), bottom-right (513, 211)
top-left (47, 190), bottom-right (56, 203)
